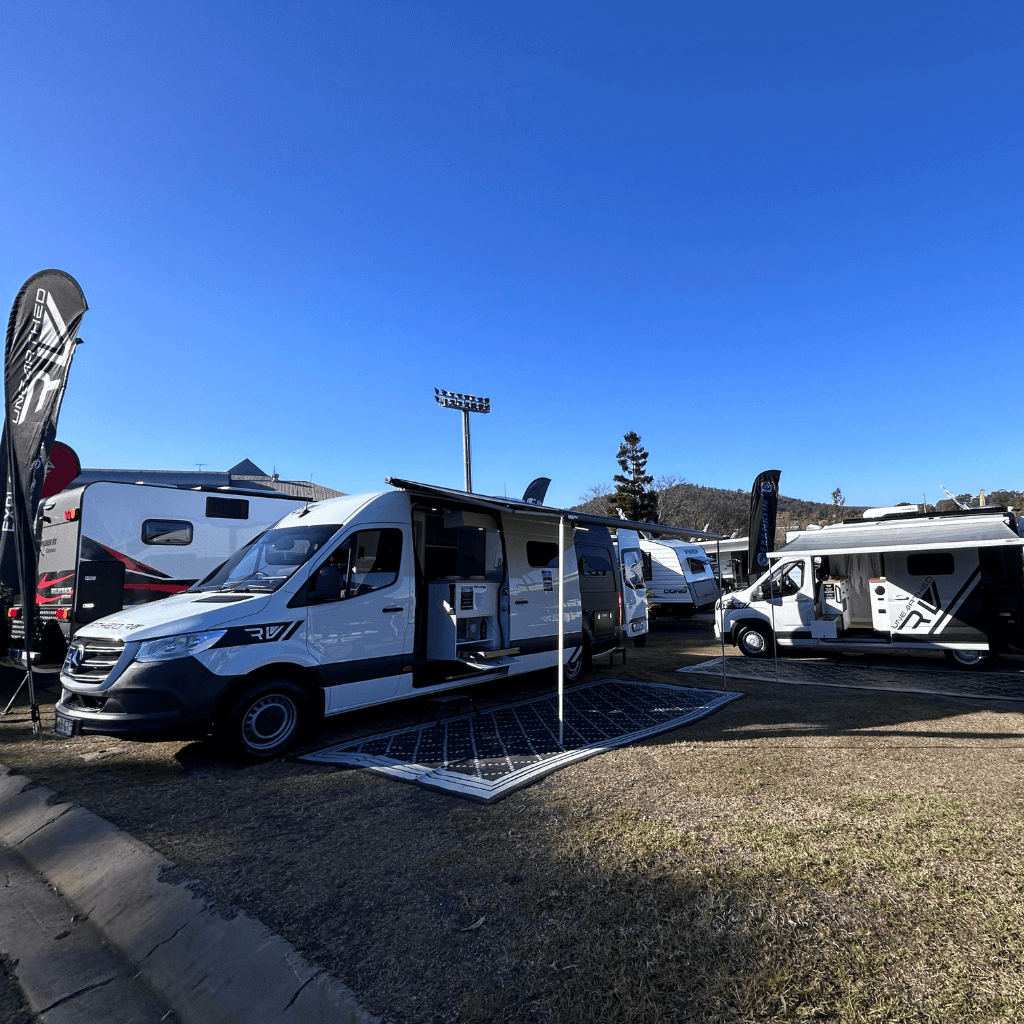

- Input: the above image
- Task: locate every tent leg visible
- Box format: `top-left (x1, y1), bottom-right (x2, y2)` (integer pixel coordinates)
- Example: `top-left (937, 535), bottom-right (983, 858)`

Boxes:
top-left (1, 672), bottom-right (27, 716)
top-left (557, 515), bottom-right (564, 749)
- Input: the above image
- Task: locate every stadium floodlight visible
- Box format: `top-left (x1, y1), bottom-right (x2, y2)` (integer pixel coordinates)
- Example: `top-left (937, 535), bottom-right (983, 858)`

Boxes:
top-left (434, 388), bottom-right (490, 491)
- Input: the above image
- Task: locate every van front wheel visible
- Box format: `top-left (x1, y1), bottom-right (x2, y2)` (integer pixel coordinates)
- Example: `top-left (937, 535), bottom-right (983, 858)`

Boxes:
top-left (737, 624), bottom-right (772, 658)
top-left (221, 680), bottom-right (307, 761)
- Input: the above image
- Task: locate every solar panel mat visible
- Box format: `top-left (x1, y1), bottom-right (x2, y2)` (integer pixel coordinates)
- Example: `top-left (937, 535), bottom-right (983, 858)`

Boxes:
top-left (298, 679), bottom-right (743, 803)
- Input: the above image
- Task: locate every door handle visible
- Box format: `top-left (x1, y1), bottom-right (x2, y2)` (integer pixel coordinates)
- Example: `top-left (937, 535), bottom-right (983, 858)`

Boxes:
top-left (382, 606), bottom-right (404, 613)
top-left (514, 599), bottom-right (529, 605)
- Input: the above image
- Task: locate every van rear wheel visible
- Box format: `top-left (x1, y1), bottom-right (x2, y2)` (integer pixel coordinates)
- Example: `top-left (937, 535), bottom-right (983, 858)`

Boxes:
top-left (944, 649), bottom-right (989, 670)
top-left (563, 642), bottom-right (589, 684)
top-left (221, 680), bottom-right (307, 761)
top-left (632, 634), bottom-right (647, 649)
top-left (737, 624), bottom-right (772, 658)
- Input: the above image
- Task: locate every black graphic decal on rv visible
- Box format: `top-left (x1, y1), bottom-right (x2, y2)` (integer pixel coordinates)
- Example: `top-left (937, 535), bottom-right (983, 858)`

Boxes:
top-left (893, 578), bottom-right (942, 632)
top-left (926, 567), bottom-right (982, 636)
top-left (212, 622), bottom-right (303, 648)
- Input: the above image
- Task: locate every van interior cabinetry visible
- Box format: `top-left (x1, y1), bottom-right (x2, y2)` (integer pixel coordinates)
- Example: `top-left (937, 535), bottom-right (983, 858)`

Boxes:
top-left (426, 581), bottom-right (501, 660)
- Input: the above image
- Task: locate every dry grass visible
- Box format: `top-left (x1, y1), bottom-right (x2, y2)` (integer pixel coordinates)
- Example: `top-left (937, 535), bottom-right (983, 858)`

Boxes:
top-left (2, 627), bottom-right (1023, 1023)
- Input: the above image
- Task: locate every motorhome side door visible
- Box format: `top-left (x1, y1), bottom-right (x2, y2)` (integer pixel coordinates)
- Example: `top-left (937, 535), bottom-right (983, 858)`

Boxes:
top-left (305, 524), bottom-right (414, 712)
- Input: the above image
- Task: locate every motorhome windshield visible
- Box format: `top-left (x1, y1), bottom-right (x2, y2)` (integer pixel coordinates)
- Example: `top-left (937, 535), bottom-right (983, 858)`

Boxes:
top-left (195, 525), bottom-right (341, 592)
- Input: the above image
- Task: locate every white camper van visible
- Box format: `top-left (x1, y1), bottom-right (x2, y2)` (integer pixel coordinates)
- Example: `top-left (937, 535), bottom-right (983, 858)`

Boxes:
top-left (55, 479), bottom-right (716, 758)
top-left (715, 507), bottom-right (1024, 667)
top-left (10, 482), bottom-right (307, 662)
top-left (640, 538), bottom-right (720, 615)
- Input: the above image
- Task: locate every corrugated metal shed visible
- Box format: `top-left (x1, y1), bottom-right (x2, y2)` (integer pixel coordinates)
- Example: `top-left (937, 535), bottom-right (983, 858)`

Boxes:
top-left (774, 515), bottom-right (1024, 558)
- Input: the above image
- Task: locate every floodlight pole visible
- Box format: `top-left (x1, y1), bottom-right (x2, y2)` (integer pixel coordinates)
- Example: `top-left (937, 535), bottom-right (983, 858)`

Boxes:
top-left (434, 388), bottom-right (491, 492)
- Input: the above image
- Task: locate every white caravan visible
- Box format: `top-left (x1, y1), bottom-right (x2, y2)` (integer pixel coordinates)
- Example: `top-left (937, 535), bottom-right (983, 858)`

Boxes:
top-left (9, 482), bottom-right (307, 662)
top-left (640, 538), bottom-right (720, 615)
top-left (715, 507), bottom-right (1024, 668)
top-left (55, 478), bottom-right (718, 758)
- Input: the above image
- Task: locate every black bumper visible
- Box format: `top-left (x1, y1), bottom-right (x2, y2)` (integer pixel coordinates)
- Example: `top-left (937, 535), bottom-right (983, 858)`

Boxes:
top-left (56, 656), bottom-right (238, 739)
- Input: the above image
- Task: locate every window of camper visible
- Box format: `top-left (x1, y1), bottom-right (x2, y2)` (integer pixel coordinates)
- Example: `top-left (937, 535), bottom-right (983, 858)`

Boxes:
top-left (579, 550), bottom-right (614, 576)
top-left (642, 550), bottom-right (653, 580)
top-left (907, 552), bottom-right (954, 576)
top-left (206, 496), bottom-right (249, 520)
top-left (621, 548), bottom-right (645, 590)
top-left (142, 520), bottom-right (193, 546)
top-left (686, 557), bottom-right (707, 575)
top-left (527, 541), bottom-right (559, 568)
top-left (763, 561), bottom-right (805, 598)
top-left (317, 529), bottom-right (403, 599)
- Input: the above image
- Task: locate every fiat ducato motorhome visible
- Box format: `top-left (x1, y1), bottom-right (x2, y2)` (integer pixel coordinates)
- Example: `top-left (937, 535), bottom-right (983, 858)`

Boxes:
top-left (715, 507), bottom-right (1024, 668)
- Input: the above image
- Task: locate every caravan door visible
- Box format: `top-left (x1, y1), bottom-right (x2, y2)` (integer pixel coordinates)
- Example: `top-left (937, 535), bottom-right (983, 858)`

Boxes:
top-left (306, 525), bottom-right (414, 712)
top-left (617, 529), bottom-right (648, 639)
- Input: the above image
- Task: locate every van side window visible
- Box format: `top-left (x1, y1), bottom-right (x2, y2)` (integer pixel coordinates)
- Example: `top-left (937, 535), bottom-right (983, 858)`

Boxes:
top-left (321, 529), bottom-right (403, 599)
top-left (579, 551), bottom-right (614, 576)
top-left (907, 553), bottom-right (954, 576)
top-left (142, 520), bottom-right (193, 546)
top-left (526, 541), bottom-right (559, 568)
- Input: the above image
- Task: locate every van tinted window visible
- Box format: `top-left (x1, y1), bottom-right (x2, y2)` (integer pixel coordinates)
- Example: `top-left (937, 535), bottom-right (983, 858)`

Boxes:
top-left (527, 541), bottom-right (559, 568)
top-left (907, 552), bottom-right (954, 576)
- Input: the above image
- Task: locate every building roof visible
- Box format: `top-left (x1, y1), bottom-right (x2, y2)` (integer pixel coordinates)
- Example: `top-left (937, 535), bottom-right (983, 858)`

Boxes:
top-left (69, 459), bottom-right (346, 501)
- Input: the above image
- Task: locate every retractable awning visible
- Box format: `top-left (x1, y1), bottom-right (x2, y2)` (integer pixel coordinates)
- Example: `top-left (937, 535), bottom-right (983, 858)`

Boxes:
top-left (384, 477), bottom-right (723, 541)
top-left (772, 515), bottom-right (1024, 560)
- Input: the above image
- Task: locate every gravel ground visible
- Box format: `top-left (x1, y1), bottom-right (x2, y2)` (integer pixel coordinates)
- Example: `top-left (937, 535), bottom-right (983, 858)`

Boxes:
top-left (2, 621), bottom-right (1022, 1023)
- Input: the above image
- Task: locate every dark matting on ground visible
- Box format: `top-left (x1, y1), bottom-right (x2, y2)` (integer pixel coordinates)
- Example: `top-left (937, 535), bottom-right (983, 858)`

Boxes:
top-left (679, 656), bottom-right (1024, 702)
top-left (298, 679), bottom-right (743, 803)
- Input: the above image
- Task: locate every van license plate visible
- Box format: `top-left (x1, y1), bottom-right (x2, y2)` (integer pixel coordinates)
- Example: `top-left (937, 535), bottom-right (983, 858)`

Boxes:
top-left (53, 712), bottom-right (79, 738)
top-left (630, 621), bottom-right (644, 633)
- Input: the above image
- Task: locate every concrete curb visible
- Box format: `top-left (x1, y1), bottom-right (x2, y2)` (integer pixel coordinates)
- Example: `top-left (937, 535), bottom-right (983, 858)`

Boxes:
top-left (0, 763), bottom-right (380, 1024)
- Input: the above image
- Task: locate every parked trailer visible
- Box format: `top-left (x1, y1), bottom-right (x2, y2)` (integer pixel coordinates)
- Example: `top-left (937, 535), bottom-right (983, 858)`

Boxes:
top-left (55, 478), bottom-right (718, 758)
top-left (640, 538), bottom-right (720, 615)
top-left (715, 507), bottom-right (1024, 668)
top-left (9, 482), bottom-right (308, 663)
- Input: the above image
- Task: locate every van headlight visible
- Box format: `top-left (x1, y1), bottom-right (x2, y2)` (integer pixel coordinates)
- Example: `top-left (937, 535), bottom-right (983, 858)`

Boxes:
top-left (136, 630), bottom-right (227, 663)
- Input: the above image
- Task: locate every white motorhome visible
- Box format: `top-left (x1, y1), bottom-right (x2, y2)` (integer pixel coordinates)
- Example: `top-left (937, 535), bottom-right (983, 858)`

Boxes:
top-left (640, 538), bottom-right (720, 615)
top-left (715, 507), bottom-right (1024, 668)
top-left (54, 479), bottom-right (718, 758)
top-left (9, 482), bottom-right (308, 662)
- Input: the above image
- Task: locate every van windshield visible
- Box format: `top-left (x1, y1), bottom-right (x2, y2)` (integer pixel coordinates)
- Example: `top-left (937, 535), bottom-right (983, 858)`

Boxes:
top-left (194, 525), bottom-right (342, 593)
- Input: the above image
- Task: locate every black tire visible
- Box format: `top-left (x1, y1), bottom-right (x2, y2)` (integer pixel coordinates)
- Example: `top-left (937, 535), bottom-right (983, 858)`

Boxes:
top-left (220, 680), bottom-right (307, 761)
top-left (632, 634), bottom-right (648, 649)
top-left (563, 641), bottom-right (590, 684)
top-left (737, 623), bottom-right (772, 658)
top-left (944, 649), bottom-right (989, 670)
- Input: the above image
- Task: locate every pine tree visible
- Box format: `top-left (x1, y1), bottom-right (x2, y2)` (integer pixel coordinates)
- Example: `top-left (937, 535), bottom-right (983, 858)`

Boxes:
top-left (607, 431), bottom-right (659, 522)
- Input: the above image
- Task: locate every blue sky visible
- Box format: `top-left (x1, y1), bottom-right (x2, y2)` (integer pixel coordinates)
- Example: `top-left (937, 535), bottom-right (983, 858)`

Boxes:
top-left (2, 1), bottom-right (1021, 510)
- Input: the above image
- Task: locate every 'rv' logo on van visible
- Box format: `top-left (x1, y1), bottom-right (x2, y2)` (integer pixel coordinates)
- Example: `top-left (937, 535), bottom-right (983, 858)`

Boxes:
top-left (213, 621), bottom-right (302, 648)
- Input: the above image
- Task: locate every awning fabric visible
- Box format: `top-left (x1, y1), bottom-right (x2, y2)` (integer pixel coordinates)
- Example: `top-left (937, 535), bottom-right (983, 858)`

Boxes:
top-left (772, 514), bottom-right (1024, 559)
top-left (384, 477), bottom-right (723, 541)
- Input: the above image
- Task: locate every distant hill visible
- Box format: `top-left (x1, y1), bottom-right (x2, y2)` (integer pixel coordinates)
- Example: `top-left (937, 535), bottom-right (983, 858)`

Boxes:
top-left (574, 480), bottom-right (866, 536)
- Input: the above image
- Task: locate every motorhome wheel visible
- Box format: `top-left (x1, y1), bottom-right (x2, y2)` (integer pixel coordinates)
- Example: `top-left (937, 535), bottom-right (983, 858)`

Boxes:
top-left (222, 680), bottom-right (307, 761)
top-left (737, 624), bottom-right (772, 658)
top-left (944, 649), bottom-right (989, 670)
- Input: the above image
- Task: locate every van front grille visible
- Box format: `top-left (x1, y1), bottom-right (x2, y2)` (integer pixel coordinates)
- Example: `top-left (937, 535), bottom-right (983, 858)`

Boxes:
top-left (64, 637), bottom-right (125, 684)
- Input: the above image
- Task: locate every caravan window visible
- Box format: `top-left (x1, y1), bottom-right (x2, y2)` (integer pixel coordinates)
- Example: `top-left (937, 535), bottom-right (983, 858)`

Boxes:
top-left (206, 497), bottom-right (249, 520)
top-left (686, 557), bottom-right (707, 575)
top-left (907, 553), bottom-right (954, 576)
top-left (142, 520), bottom-right (193, 546)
